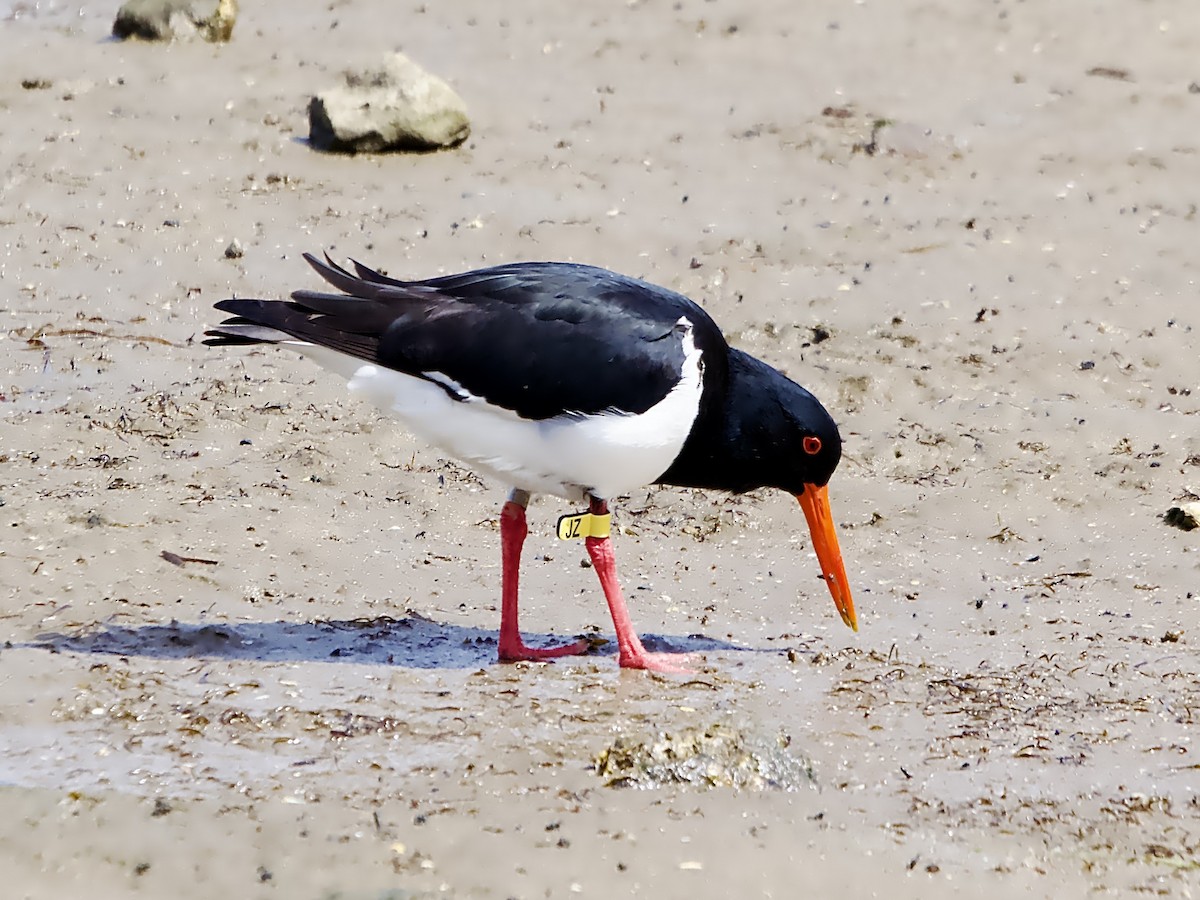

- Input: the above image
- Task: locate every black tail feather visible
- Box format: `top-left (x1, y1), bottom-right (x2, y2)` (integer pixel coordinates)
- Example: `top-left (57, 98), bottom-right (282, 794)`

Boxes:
top-left (301, 252), bottom-right (367, 296)
top-left (208, 253), bottom-right (454, 361)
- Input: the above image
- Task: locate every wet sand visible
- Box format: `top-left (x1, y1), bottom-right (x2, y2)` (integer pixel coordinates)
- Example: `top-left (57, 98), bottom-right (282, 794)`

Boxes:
top-left (1, 1), bottom-right (1198, 897)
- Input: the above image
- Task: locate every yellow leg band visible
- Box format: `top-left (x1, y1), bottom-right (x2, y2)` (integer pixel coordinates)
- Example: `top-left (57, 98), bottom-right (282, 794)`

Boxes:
top-left (556, 512), bottom-right (612, 540)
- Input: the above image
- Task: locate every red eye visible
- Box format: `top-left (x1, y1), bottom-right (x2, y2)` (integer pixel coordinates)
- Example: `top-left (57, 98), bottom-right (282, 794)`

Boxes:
top-left (803, 436), bottom-right (822, 455)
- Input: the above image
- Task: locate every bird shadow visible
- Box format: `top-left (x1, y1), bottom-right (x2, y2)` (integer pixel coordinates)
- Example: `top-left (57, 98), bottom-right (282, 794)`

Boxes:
top-left (23, 613), bottom-right (755, 671)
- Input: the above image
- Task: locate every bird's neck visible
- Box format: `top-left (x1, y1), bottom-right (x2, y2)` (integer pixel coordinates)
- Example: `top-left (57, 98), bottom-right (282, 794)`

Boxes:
top-left (656, 348), bottom-right (792, 494)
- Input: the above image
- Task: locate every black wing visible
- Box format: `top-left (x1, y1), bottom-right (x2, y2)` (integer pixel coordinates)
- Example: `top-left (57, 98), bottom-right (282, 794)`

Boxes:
top-left (206, 254), bottom-right (728, 421)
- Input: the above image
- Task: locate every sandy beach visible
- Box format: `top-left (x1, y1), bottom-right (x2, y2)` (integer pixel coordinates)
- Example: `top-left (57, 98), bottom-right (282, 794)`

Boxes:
top-left (1, 0), bottom-right (1198, 896)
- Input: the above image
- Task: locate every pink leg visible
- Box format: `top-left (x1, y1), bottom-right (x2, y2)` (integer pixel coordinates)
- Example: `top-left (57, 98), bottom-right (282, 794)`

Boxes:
top-left (585, 498), bottom-right (693, 673)
top-left (498, 494), bottom-right (589, 662)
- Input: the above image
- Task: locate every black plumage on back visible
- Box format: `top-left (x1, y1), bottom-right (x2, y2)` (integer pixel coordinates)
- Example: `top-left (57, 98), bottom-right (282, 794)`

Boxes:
top-left (206, 254), bottom-right (727, 421)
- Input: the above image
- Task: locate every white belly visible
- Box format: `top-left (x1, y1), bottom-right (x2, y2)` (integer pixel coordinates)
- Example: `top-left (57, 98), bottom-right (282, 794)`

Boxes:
top-left (294, 329), bottom-right (703, 502)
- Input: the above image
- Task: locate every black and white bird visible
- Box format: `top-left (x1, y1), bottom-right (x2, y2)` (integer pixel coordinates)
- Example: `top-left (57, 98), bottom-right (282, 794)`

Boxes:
top-left (205, 254), bottom-right (856, 672)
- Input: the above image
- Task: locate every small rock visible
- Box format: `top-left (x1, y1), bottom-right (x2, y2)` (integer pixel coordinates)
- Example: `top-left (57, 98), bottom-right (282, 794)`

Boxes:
top-left (594, 722), bottom-right (815, 791)
top-left (308, 53), bottom-right (470, 154)
top-left (1164, 502), bottom-right (1200, 531)
top-left (224, 238), bottom-right (244, 259)
top-left (113, 0), bottom-right (237, 43)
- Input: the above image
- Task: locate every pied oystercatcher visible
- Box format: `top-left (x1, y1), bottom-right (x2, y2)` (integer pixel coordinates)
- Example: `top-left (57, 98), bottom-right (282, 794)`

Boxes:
top-left (205, 255), bottom-right (856, 672)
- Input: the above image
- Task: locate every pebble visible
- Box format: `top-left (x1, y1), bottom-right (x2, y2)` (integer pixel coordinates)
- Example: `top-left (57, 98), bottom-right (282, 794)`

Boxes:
top-left (308, 53), bottom-right (470, 154)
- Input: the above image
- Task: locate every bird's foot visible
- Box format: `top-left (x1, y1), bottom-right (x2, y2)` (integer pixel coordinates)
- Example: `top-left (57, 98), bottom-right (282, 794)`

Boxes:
top-left (618, 650), bottom-right (695, 674)
top-left (498, 637), bottom-right (591, 663)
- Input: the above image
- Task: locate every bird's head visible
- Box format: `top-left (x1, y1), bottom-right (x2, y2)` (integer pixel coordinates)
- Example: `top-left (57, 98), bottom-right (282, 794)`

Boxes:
top-left (764, 383), bottom-right (856, 632)
top-left (671, 349), bottom-right (858, 631)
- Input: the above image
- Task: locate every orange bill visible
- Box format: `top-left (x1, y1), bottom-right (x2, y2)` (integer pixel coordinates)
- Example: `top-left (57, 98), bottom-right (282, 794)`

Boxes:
top-left (796, 484), bottom-right (857, 630)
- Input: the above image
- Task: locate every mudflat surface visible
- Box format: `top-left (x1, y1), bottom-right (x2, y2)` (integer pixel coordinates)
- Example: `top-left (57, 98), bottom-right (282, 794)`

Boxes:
top-left (2, 1), bottom-right (1198, 897)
